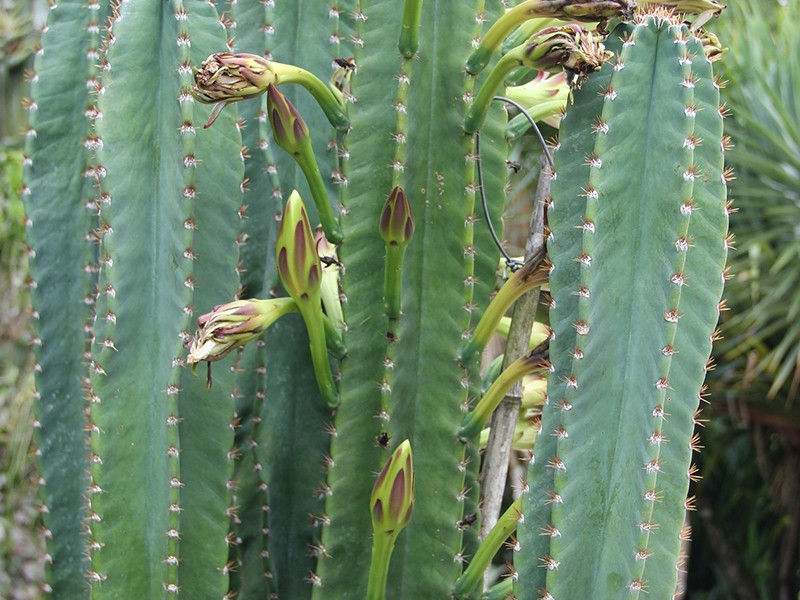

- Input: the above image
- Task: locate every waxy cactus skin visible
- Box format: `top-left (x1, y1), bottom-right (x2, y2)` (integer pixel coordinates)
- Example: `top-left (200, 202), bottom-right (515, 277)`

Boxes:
top-left (24, 2), bottom-right (727, 599)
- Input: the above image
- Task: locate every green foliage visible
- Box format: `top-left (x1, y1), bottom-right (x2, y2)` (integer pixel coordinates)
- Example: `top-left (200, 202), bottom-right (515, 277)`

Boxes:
top-left (23, 3), bottom-right (728, 599)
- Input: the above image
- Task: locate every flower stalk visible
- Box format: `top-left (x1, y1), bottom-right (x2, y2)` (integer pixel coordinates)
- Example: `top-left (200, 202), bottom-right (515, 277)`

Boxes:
top-left (276, 190), bottom-right (339, 407)
top-left (451, 499), bottom-right (523, 598)
top-left (459, 342), bottom-right (549, 440)
top-left (193, 52), bottom-right (349, 130)
top-left (399, 0), bottom-right (424, 58)
top-left (368, 440), bottom-right (415, 600)
top-left (459, 255), bottom-right (549, 366)
top-left (379, 186), bottom-right (415, 320)
top-left (465, 0), bottom-right (634, 75)
top-left (268, 85), bottom-right (343, 243)
top-left (465, 25), bottom-right (610, 134)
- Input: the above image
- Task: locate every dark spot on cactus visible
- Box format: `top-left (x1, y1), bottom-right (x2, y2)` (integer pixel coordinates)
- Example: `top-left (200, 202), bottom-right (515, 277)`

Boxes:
top-left (334, 57), bottom-right (356, 70)
top-left (375, 431), bottom-right (390, 448)
top-left (456, 512), bottom-right (477, 530)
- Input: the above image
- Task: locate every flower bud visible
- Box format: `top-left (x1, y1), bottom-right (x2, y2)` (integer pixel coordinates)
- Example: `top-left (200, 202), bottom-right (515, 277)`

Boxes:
top-left (276, 191), bottom-right (322, 304)
top-left (187, 297), bottom-right (297, 363)
top-left (379, 186), bottom-right (415, 249)
top-left (371, 440), bottom-right (415, 539)
top-left (267, 84), bottom-right (311, 157)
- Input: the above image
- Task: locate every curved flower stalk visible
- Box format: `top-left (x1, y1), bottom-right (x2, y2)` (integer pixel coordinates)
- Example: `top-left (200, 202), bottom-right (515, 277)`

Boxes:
top-left (466, 0), bottom-right (635, 75)
top-left (459, 255), bottom-right (550, 366)
top-left (276, 190), bottom-right (339, 408)
top-left (193, 52), bottom-right (349, 130)
top-left (460, 341), bottom-right (550, 439)
top-left (464, 25), bottom-right (611, 133)
top-left (187, 297), bottom-right (298, 364)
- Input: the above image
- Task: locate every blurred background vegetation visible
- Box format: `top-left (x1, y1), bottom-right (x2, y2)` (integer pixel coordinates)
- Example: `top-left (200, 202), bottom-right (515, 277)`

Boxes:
top-left (0, 1), bottom-right (797, 598)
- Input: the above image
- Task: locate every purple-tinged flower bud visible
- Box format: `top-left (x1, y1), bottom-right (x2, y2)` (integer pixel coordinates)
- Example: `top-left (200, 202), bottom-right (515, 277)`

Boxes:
top-left (187, 297), bottom-right (297, 364)
top-left (370, 440), bottom-right (415, 538)
top-left (276, 191), bottom-right (339, 408)
top-left (379, 186), bottom-right (415, 249)
top-left (267, 84), bottom-right (311, 157)
top-left (276, 191), bottom-right (322, 304)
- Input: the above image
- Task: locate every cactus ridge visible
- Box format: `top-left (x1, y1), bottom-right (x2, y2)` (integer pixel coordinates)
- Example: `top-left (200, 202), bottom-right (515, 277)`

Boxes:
top-left (515, 24), bottom-right (626, 597)
top-left (645, 25), bottom-right (728, 592)
top-left (23, 0), bottom-right (110, 592)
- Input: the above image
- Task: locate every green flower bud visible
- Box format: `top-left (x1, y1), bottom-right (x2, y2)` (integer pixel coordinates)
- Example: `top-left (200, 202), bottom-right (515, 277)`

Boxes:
top-left (268, 87), bottom-right (344, 244)
top-left (505, 71), bottom-right (570, 139)
top-left (275, 191), bottom-right (339, 408)
top-left (371, 440), bottom-right (415, 538)
top-left (380, 186), bottom-right (415, 319)
top-left (187, 297), bottom-right (297, 364)
top-left (276, 191), bottom-right (322, 304)
top-left (267, 84), bottom-right (311, 157)
top-left (699, 30), bottom-right (726, 62)
top-left (379, 186), bottom-right (415, 249)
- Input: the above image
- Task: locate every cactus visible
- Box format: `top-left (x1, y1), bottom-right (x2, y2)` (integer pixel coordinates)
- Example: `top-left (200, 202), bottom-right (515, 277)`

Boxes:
top-left (24, 2), bottom-right (727, 599)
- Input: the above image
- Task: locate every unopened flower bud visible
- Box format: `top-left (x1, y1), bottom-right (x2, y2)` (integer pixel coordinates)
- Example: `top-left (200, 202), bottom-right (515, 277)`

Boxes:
top-left (379, 186), bottom-right (415, 249)
top-left (370, 440), bottom-right (415, 539)
top-left (276, 191), bottom-right (322, 304)
top-left (267, 84), bottom-right (311, 157)
top-left (268, 87), bottom-right (344, 244)
top-left (380, 186), bottom-right (415, 319)
top-left (187, 298), bottom-right (297, 363)
top-left (276, 191), bottom-right (339, 408)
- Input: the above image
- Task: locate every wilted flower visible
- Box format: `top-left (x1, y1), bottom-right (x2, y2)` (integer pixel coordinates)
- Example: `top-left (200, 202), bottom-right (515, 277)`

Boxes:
top-left (186, 297), bottom-right (297, 364)
top-left (193, 53), bottom-right (277, 128)
top-left (522, 25), bottom-right (611, 87)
